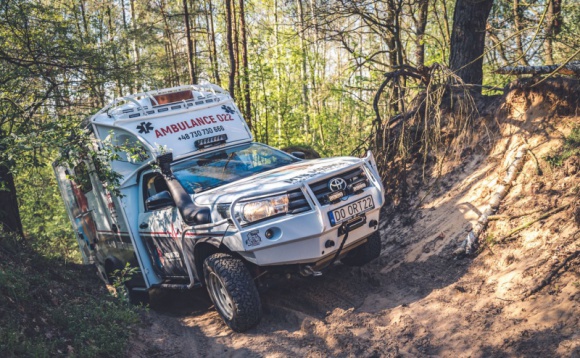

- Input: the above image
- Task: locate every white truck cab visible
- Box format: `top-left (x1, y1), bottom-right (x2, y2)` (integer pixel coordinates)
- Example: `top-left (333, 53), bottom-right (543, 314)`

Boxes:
top-left (54, 84), bottom-right (384, 332)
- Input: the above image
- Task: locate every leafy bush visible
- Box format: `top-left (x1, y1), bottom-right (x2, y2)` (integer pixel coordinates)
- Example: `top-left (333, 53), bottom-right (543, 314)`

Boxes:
top-left (546, 126), bottom-right (580, 167)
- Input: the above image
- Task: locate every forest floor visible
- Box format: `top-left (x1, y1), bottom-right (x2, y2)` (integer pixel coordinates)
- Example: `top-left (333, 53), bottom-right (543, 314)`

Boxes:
top-left (128, 81), bottom-right (580, 357)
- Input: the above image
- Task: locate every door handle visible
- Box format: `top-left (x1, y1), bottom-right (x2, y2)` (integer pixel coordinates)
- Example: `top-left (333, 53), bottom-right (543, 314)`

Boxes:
top-left (139, 222), bottom-right (149, 229)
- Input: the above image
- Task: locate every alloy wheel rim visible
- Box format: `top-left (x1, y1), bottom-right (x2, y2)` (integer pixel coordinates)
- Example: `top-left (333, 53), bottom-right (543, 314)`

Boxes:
top-left (208, 272), bottom-right (234, 320)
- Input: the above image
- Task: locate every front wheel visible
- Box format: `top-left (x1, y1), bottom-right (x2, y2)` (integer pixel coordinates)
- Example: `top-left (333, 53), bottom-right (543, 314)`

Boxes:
top-left (341, 231), bottom-right (382, 266)
top-left (203, 253), bottom-right (262, 332)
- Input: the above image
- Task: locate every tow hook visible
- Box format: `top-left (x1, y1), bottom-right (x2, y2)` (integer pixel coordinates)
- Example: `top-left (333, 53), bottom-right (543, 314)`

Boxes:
top-left (300, 265), bottom-right (322, 277)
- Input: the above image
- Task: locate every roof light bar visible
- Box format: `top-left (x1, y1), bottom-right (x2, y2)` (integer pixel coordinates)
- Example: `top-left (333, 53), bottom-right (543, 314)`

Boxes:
top-left (194, 134), bottom-right (228, 149)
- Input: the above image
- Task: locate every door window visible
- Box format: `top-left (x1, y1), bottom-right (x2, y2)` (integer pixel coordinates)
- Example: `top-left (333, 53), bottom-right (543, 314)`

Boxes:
top-left (142, 173), bottom-right (170, 212)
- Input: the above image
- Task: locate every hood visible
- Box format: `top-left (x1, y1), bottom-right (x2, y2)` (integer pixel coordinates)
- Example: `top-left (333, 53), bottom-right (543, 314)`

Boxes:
top-left (193, 156), bottom-right (362, 205)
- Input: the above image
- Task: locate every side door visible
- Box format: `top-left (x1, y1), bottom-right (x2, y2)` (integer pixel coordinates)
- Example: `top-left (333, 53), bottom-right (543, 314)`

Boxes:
top-left (137, 173), bottom-right (188, 279)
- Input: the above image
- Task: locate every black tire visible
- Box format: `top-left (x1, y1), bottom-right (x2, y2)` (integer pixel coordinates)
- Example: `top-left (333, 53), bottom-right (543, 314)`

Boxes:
top-left (203, 253), bottom-right (262, 332)
top-left (124, 285), bottom-right (150, 306)
top-left (341, 231), bottom-right (382, 266)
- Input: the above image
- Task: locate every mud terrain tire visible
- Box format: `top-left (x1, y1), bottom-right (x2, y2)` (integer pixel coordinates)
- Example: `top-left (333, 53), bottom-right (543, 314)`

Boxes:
top-left (203, 253), bottom-right (262, 332)
top-left (341, 231), bottom-right (381, 266)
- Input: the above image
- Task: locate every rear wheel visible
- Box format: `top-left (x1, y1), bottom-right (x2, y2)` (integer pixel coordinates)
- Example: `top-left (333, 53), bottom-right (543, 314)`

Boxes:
top-left (341, 231), bottom-right (382, 266)
top-left (203, 253), bottom-right (261, 332)
top-left (122, 285), bottom-right (150, 306)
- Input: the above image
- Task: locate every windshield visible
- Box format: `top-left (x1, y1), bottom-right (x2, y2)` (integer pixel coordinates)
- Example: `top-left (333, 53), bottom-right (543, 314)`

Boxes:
top-left (173, 143), bottom-right (299, 194)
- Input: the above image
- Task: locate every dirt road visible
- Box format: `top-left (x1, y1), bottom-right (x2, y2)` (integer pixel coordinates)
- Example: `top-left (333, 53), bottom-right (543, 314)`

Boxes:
top-left (129, 110), bottom-right (580, 357)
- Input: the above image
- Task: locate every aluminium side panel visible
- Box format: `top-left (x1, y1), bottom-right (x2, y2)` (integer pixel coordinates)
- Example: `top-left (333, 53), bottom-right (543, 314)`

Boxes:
top-left (53, 164), bottom-right (93, 265)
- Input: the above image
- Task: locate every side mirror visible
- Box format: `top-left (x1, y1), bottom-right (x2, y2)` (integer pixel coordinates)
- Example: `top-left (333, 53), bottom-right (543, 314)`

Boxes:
top-left (145, 191), bottom-right (175, 211)
top-left (291, 151), bottom-right (306, 159)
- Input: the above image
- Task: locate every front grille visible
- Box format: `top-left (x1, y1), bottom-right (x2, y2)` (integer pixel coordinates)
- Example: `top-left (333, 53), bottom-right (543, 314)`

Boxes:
top-left (309, 167), bottom-right (367, 205)
top-left (288, 188), bottom-right (311, 214)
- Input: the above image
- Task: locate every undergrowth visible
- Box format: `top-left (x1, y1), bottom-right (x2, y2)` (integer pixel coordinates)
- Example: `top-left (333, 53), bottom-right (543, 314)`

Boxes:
top-left (546, 126), bottom-right (580, 167)
top-left (368, 64), bottom-right (482, 206)
top-left (0, 234), bottom-right (140, 357)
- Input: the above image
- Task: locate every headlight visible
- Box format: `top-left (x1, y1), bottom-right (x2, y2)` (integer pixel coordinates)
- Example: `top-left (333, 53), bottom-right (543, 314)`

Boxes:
top-left (235, 194), bottom-right (289, 225)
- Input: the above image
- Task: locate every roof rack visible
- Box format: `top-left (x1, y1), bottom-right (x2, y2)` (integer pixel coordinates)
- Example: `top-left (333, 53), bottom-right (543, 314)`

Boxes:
top-left (91, 84), bottom-right (230, 123)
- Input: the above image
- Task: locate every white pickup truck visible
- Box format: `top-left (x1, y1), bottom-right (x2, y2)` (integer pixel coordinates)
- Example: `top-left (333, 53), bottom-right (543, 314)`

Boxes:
top-left (54, 84), bottom-right (384, 331)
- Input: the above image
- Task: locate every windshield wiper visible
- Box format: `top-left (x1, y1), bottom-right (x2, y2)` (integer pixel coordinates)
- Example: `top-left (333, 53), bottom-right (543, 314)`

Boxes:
top-left (222, 152), bottom-right (235, 173)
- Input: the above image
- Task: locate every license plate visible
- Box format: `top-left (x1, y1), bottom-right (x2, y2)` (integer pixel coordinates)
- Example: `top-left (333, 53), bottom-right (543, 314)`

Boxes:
top-left (328, 195), bottom-right (375, 226)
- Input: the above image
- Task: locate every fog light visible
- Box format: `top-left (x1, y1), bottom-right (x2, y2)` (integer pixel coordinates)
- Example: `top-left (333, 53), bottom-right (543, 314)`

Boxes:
top-left (326, 190), bottom-right (344, 202)
top-left (351, 181), bottom-right (367, 193)
top-left (265, 229), bottom-right (273, 239)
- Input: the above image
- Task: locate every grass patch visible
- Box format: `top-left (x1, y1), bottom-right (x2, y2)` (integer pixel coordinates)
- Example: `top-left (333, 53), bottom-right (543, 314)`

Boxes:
top-left (545, 126), bottom-right (580, 167)
top-left (484, 233), bottom-right (496, 247)
top-left (0, 235), bottom-right (140, 357)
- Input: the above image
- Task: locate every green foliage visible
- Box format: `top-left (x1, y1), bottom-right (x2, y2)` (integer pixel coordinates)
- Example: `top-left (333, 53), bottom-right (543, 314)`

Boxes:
top-left (111, 263), bottom-right (141, 304)
top-left (15, 162), bottom-right (80, 262)
top-left (545, 126), bottom-right (580, 167)
top-left (0, 236), bottom-right (139, 357)
top-left (2, 0), bottom-right (579, 265)
top-left (485, 233), bottom-right (496, 247)
top-left (51, 301), bottom-right (139, 356)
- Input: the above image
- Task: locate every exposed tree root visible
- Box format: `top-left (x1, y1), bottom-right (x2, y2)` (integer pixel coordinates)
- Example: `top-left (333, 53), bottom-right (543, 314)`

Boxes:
top-left (526, 148), bottom-right (543, 176)
top-left (487, 208), bottom-right (544, 221)
top-left (498, 203), bottom-right (571, 243)
top-left (524, 247), bottom-right (580, 299)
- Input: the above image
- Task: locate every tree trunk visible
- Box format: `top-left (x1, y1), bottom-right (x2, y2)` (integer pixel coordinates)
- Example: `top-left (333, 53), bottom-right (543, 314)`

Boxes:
top-left (191, 1), bottom-right (199, 85)
top-left (513, 0), bottom-right (529, 66)
top-left (415, 0), bottom-right (429, 68)
top-left (385, 4), bottom-right (400, 112)
top-left (121, 0), bottom-right (133, 93)
top-left (232, 2), bottom-right (242, 105)
top-left (206, 0), bottom-right (221, 86)
top-left (296, 0), bottom-right (310, 136)
top-left (107, 5), bottom-right (123, 97)
top-left (79, 1), bottom-right (90, 41)
top-left (129, 0), bottom-right (141, 91)
top-left (544, 0), bottom-right (561, 66)
top-left (496, 63), bottom-right (580, 76)
top-left (183, 0), bottom-right (196, 84)
top-left (393, 4), bottom-right (405, 67)
top-left (159, 0), bottom-right (180, 86)
top-left (225, 0), bottom-right (236, 99)
top-left (449, 0), bottom-right (494, 91)
top-left (238, 0), bottom-right (252, 130)
top-left (274, 0), bottom-right (282, 146)
top-left (0, 163), bottom-right (23, 238)
top-left (386, 6), bottom-right (398, 69)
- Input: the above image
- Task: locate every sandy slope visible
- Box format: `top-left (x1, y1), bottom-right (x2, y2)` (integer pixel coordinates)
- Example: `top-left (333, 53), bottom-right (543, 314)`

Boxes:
top-left (128, 93), bottom-right (579, 357)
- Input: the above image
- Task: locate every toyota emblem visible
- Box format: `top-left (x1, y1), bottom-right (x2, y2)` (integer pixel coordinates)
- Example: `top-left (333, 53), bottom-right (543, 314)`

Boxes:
top-left (328, 177), bottom-right (347, 192)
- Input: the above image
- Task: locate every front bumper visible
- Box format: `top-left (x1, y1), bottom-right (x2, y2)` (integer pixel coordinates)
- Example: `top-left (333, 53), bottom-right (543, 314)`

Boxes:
top-left (236, 207), bottom-right (380, 267)
top-left (222, 169), bottom-right (383, 267)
